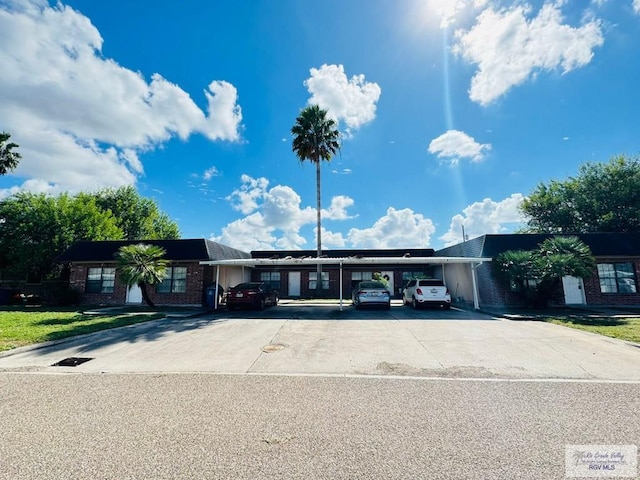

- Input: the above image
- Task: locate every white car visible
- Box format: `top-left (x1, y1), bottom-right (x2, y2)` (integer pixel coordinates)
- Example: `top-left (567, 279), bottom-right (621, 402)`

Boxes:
top-left (402, 279), bottom-right (451, 309)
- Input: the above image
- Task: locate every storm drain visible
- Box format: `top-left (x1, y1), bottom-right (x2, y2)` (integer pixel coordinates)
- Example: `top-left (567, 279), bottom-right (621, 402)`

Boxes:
top-left (51, 357), bottom-right (94, 367)
top-left (261, 344), bottom-right (286, 353)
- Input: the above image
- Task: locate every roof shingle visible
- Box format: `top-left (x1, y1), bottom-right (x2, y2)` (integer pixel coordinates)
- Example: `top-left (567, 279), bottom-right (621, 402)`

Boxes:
top-left (57, 239), bottom-right (250, 263)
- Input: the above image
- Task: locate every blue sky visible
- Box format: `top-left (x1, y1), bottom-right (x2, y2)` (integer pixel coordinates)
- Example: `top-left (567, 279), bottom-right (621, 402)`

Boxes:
top-left (1, 0), bottom-right (639, 251)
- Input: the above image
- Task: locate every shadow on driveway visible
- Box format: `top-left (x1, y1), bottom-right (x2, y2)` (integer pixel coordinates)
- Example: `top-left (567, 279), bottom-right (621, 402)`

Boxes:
top-left (216, 302), bottom-right (497, 321)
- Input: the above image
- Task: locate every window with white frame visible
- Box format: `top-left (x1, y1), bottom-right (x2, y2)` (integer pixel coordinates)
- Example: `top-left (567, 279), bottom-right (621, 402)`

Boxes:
top-left (86, 267), bottom-right (116, 294)
top-left (156, 266), bottom-right (187, 293)
top-left (597, 263), bottom-right (637, 294)
top-left (309, 271), bottom-right (329, 290)
top-left (260, 271), bottom-right (281, 290)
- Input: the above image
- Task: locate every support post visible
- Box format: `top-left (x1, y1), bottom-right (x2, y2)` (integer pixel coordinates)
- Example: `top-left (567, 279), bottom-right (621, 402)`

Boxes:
top-left (215, 265), bottom-right (220, 309)
top-left (471, 262), bottom-right (481, 310)
top-left (339, 261), bottom-right (343, 311)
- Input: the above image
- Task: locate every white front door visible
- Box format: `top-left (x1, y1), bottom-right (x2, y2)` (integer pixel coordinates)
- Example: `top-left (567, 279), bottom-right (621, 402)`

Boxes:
top-left (562, 276), bottom-right (585, 305)
top-left (288, 272), bottom-right (301, 297)
top-left (381, 271), bottom-right (395, 297)
top-left (126, 284), bottom-right (143, 304)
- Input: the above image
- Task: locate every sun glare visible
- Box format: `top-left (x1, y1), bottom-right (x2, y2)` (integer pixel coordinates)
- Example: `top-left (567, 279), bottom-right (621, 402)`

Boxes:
top-left (408, 0), bottom-right (478, 31)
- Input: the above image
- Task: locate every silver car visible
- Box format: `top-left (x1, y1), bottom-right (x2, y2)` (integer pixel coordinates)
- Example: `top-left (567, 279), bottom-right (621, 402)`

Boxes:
top-left (352, 281), bottom-right (391, 309)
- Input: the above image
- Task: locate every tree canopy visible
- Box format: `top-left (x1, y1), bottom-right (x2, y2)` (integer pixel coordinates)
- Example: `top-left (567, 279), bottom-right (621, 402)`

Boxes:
top-left (521, 155), bottom-right (640, 233)
top-left (93, 186), bottom-right (180, 240)
top-left (291, 105), bottom-right (340, 167)
top-left (0, 132), bottom-right (21, 175)
top-left (0, 187), bottom-right (179, 281)
top-left (0, 192), bottom-right (122, 279)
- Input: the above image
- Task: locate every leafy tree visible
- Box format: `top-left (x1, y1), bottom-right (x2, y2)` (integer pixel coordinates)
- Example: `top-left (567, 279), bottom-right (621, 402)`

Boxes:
top-left (372, 272), bottom-right (389, 288)
top-left (496, 236), bottom-right (596, 307)
top-left (521, 155), bottom-right (640, 233)
top-left (291, 105), bottom-right (340, 294)
top-left (495, 249), bottom-right (536, 294)
top-left (534, 236), bottom-right (596, 280)
top-left (92, 186), bottom-right (180, 240)
top-left (115, 244), bottom-right (168, 307)
top-left (0, 187), bottom-right (179, 283)
top-left (0, 132), bottom-right (21, 175)
top-left (0, 192), bottom-right (123, 280)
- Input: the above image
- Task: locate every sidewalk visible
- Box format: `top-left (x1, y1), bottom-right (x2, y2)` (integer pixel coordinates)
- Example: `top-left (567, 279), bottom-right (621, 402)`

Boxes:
top-left (481, 304), bottom-right (640, 321)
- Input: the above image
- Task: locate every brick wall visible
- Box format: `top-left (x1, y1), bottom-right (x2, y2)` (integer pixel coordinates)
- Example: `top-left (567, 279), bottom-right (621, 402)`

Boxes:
top-left (584, 257), bottom-right (640, 305)
top-left (69, 262), bottom-right (207, 306)
top-left (476, 257), bottom-right (640, 307)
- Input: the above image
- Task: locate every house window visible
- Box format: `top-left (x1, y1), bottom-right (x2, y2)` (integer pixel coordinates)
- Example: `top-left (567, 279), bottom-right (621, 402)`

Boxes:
top-left (351, 271), bottom-right (372, 289)
top-left (509, 278), bottom-right (540, 292)
top-left (260, 271), bottom-right (281, 291)
top-left (156, 267), bottom-right (187, 293)
top-left (597, 263), bottom-right (637, 294)
top-left (309, 271), bottom-right (329, 290)
top-left (86, 267), bottom-right (115, 294)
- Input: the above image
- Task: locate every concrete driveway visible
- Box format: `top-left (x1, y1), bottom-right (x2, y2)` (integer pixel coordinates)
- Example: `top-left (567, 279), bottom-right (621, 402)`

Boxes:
top-left (1, 302), bottom-right (639, 380)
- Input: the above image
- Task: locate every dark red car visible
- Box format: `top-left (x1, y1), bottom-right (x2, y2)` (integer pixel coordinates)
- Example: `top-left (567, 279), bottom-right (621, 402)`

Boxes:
top-left (226, 282), bottom-right (279, 310)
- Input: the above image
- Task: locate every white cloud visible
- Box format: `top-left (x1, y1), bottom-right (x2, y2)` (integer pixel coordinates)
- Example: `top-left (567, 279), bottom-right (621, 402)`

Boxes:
top-left (214, 175), bottom-right (357, 251)
top-left (319, 228), bottom-right (347, 248)
top-left (324, 196), bottom-right (356, 221)
top-left (304, 64), bottom-right (381, 132)
top-left (0, 178), bottom-right (63, 200)
top-left (211, 213), bottom-right (276, 252)
top-left (226, 175), bottom-right (270, 214)
top-left (439, 193), bottom-right (526, 246)
top-left (428, 130), bottom-right (491, 164)
top-left (0, 1), bottom-right (242, 194)
top-left (215, 176), bottom-right (441, 250)
top-left (634, 0), bottom-right (640, 14)
top-left (453, 2), bottom-right (604, 105)
top-left (427, 0), bottom-right (468, 27)
top-left (202, 81), bottom-right (243, 142)
top-left (347, 207), bottom-right (436, 248)
top-left (203, 166), bottom-right (220, 181)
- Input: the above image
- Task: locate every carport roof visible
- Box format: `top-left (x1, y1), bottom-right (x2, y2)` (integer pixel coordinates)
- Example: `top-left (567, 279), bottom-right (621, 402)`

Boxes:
top-left (199, 256), bottom-right (492, 267)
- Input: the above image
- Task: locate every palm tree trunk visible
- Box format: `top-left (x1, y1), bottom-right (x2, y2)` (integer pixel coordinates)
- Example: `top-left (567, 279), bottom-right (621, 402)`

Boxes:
top-left (139, 282), bottom-right (155, 307)
top-left (316, 160), bottom-right (322, 297)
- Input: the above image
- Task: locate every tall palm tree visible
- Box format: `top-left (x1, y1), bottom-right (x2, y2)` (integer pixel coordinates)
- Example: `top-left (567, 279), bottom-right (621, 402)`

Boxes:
top-left (115, 243), bottom-right (168, 307)
top-left (291, 105), bottom-right (340, 295)
top-left (0, 132), bottom-right (21, 175)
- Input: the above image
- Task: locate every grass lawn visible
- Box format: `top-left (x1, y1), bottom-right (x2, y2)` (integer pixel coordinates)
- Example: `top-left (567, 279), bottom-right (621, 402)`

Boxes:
top-left (544, 315), bottom-right (640, 344)
top-left (0, 306), bottom-right (168, 352)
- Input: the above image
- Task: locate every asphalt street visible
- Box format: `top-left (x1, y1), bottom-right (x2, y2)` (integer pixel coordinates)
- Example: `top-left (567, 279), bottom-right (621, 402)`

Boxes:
top-left (1, 303), bottom-right (639, 479)
top-left (1, 374), bottom-right (639, 480)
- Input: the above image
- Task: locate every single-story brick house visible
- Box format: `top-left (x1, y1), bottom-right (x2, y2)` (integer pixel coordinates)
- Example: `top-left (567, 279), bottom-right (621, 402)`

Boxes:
top-left (58, 241), bottom-right (487, 307)
top-left (56, 233), bottom-right (640, 309)
top-left (57, 239), bottom-right (251, 307)
top-left (436, 233), bottom-right (640, 308)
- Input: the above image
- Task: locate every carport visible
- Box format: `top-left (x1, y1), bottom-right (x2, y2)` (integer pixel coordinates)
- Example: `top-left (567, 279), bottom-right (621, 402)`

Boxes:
top-left (201, 256), bottom-right (491, 310)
